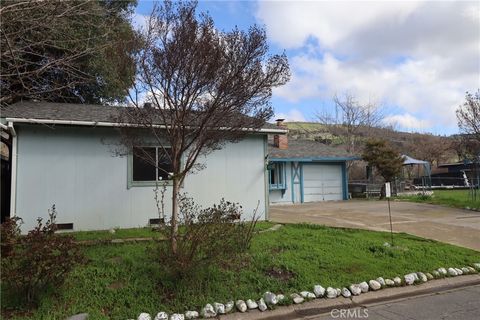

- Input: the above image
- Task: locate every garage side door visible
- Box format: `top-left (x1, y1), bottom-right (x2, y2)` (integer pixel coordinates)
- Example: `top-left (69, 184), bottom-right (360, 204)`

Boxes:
top-left (303, 164), bottom-right (343, 202)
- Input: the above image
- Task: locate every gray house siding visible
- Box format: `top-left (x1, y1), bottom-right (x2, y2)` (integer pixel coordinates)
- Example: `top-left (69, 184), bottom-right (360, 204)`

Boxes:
top-left (14, 124), bottom-right (267, 231)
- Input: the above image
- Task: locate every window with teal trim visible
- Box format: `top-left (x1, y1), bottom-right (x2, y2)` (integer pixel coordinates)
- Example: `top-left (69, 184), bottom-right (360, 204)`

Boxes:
top-left (132, 147), bottom-right (173, 182)
top-left (269, 162), bottom-right (286, 190)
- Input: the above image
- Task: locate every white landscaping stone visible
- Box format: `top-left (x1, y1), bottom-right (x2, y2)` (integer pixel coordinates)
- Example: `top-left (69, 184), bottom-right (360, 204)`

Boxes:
top-left (432, 270), bottom-right (441, 278)
top-left (138, 313), bottom-right (152, 320)
top-left (169, 314), bottom-right (184, 320)
top-left (213, 303), bottom-right (225, 315)
top-left (225, 301), bottom-right (234, 313)
top-left (369, 280), bottom-right (381, 291)
top-left (385, 279), bottom-right (395, 286)
top-left (258, 299), bottom-right (268, 312)
top-left (359, 281), bottom-right (369, 293)
top-left (263, 292), bottom-right (278, 305)
top-left (376, 277), bottom-right (386, 287)
top-left (467, 267), bottom-right (477, 273)
top-left (336, 288), bottom-right (342, 297)
top-left (201, 304), bottom-right (216, 318)
top-left (455, 268), bottom-right (463, 275)
top-left (473, 263), bottom-right (480, 270)
top-left (393, 277), bottom-right (402, 286)
top-left (300, 291), bottom-right (316, 299)
top-left (326, 287), bottom-right (337, 299)
top-left (184, 311), bottom-right (198, 320)
top-left (462, 267), bottom-right (470, 274)
top-left (425, 273), bottom-right (434, 280)
top-left (291, 293), bottom-right (305, 304)
top-left (447, 268), bottom-right (458, 276)
top-left (313, 285), bottom-right (325, 298)
top-left (154, 312), bottom-right (168, 320)
top-left (438, 268), bottom-right (447, 275)
top-left (404, 274), bottom-right (415, 285)
top-left (341, 288), bottom-right (351, 298)
top-left (235, 300), bottom-right (247, 313)
top-left (277, 294), bottom-right (285, 302)
top-left (417, 272), bottom-right (428, 282)
top-left (246, 299), bottom-right (258, 309)
top-left (349, 284), bottom-right (361, 296)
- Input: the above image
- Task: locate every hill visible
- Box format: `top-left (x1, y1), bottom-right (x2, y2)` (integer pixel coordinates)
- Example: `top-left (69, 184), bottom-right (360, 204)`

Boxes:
top-left (282, 122), bottom-right (458, 166)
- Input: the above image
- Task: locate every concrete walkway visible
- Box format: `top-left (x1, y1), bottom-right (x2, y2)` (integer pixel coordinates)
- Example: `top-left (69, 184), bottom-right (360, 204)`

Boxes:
top-left (270, 200), bottom-right (480, 251)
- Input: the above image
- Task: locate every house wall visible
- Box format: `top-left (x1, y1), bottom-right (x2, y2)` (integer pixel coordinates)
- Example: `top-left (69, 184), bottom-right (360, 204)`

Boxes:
top-left (14, 124), bottom-right (267, 231)
top-left (269, 162), bottom-right (293, 204)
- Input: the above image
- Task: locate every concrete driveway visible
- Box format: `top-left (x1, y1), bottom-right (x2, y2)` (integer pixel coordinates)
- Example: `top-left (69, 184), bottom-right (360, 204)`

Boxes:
top-left (270, 200), bottom-right (480, 251)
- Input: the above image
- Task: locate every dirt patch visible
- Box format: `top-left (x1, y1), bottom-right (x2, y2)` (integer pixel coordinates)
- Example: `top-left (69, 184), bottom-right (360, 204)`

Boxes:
top-left (265, 266), bottom-right (295, 282)
top-left (107, 281), bottom-right (125, 290)
top-left (106, 256), bottom-right (123, 264)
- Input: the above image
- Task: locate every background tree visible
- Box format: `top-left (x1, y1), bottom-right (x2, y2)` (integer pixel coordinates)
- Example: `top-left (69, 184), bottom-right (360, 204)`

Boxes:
top-left (456, 90), bottom-right (480, 143)
top-left (362, 139), bottom-right (404, 196)
top-left (405, 134), bottom-right (454, 167)
top-left (0, 0), bottom-right (138, 105)
top-left (315, 92), bottom-right (384, 155)
top-left (116, 1), bottom-right (289, 254)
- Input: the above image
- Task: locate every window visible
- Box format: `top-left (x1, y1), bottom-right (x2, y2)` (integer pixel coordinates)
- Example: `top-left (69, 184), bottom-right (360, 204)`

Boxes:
top-left (269, 162), bottom-right (286, 190)
top-left (131, 147), bottom-right (173, 184)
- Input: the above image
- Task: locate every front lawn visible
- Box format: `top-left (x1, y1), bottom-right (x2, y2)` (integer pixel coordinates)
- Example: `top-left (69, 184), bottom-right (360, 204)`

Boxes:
top-left (397, 189), bottom-right (480, 209)
top-left (3, 224), bottom-right (479, 319)
top-left (71, 221), bottom-right (276, 242)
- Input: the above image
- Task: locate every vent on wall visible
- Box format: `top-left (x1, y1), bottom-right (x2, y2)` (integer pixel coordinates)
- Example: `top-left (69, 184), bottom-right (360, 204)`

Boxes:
top-left (149, 218), bottom-right (164, 225)
top-left (55, 223), bottom-right (73, 230)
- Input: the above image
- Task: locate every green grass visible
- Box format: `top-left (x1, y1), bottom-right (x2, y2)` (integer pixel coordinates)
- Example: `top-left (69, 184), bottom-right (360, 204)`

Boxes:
top-left (3, 224), bottom-right (479, 319)
top-left (397, 189), bottom-right (480, 209)
top-left (70, 222), bottom-right (276, 242)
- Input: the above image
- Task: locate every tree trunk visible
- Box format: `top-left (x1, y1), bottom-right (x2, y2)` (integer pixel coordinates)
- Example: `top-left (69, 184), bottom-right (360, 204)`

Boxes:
top-left (170, 176), bottom-right (179, 255)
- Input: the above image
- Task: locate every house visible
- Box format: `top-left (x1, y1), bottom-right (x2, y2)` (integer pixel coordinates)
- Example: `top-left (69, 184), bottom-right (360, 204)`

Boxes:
top-left (0, 102), bottom-right (287, 231)
top-left (268, 120), bottom-right (358, 203)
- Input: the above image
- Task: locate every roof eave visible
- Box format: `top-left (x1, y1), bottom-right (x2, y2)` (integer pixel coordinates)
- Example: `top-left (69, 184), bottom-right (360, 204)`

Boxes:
top-left (4, 117), bottom-right (288, 134)
top-left (269, 156), bottom-right (360, 162)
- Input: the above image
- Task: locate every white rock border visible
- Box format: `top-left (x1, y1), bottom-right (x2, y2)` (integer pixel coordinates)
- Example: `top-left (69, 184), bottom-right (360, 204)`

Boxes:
top-left (131, 262), bottom-right (480, 320)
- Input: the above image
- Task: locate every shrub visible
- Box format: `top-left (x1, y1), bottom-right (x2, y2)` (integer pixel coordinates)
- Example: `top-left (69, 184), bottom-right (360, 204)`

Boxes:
top-left (157, 196), bottom-right (258, 278)
top-left (1, 205), bottom-right (83, 305)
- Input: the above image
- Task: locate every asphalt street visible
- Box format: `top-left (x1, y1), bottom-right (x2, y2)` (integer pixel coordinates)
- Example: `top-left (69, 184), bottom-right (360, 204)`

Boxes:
top-left (312, 284), bottom-right (480, 320)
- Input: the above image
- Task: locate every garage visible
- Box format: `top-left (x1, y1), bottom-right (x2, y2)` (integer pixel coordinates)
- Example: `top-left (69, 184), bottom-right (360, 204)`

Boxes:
top-left (302, 164), bottom-right (343, 202)
top-left (268, 132), bottom-right (358, 205)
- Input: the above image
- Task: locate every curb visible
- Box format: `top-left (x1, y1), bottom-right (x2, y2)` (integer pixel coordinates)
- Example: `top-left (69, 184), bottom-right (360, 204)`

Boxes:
top-left (220, 274), bottom-right (480, 320)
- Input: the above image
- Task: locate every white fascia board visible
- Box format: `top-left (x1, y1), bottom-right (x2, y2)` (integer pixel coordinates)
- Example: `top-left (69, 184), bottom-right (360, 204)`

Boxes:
top-left (5, 117), bottom-right (288, 134)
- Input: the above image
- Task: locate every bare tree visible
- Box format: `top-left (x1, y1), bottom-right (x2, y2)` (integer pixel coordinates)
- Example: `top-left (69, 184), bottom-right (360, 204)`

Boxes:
top-left (0, 0), bottom-right (137, 105)
top-left (457, 90), bottom-right (480, 142)
top-left (315, 92), bottom-right (384, 154)
top-left (115, 1), bottom-right (289, 254)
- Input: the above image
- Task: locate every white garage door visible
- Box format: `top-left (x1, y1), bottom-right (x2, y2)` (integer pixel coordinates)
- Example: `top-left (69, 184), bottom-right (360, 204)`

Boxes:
top-left (303, 164), bottom-right (343, 202)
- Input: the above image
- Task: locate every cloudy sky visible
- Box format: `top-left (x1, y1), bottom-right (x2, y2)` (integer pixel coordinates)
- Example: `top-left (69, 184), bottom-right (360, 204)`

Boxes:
top-left (136, 1), bottom-right (480, 135)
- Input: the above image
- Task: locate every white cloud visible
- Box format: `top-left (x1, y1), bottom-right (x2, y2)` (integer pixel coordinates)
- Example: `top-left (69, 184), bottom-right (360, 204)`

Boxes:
top-left (257, 1), bottom-right (480, 133)
top-left (132, 13), bottom-right (149, 31)
top-left (275, 109), bottom-right (306, 122)
top-left (383, 113), bottom-right (431, 131)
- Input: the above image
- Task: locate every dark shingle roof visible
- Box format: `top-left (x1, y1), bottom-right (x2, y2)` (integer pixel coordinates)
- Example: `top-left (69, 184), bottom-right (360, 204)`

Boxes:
top-left (268, 139), bottom-right (359, 160)
top-left (1, 101), bottom-right (282, 132)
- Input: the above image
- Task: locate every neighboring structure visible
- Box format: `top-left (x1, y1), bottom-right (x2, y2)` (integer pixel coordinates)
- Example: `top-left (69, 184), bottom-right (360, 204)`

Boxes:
top-left (1, 102), bottom-right (287, 231)
top-left (268, 120), bottom-right (358, 204)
